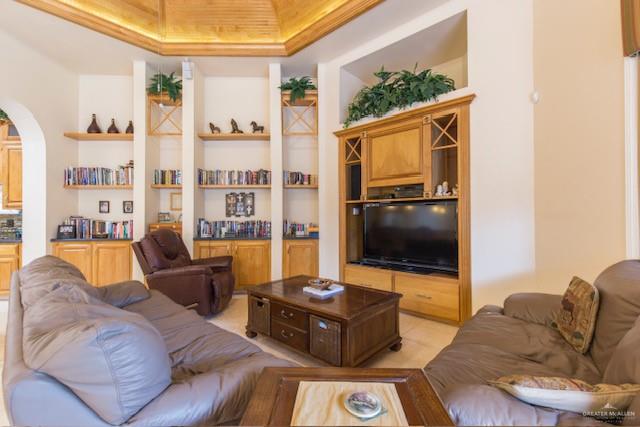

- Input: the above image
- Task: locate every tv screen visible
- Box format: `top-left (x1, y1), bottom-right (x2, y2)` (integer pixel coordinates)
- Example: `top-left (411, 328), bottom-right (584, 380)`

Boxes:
top-left (363, 201), bottom-right (458, 272)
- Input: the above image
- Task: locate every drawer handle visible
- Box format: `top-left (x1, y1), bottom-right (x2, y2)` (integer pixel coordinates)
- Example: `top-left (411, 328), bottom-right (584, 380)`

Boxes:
top-left (280, 329), bottom-right (293, 339)
top-left (416, 293), bottom-right (432, 300)
top-left (318, 321), bottom-right (328, 330)
top-left (280, 309), bottom-right (294, 319)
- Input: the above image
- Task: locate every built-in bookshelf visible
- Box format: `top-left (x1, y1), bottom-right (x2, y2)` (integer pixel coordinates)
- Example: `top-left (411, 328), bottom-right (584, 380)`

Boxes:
top-left (198, 133), bottom-right (270, 141)
top-left (64, 132), bottom-right (133, 141)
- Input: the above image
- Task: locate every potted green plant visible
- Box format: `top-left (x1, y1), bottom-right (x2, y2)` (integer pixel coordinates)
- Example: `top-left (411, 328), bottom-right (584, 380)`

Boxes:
top-left (147, 72), bottom-right (183, 102)
top-left (279, 76), bottom-right (317, 104)
top-left (0, 109), bottom-right (9, 126)
top-left (344, 66), bottom-right (455, 128)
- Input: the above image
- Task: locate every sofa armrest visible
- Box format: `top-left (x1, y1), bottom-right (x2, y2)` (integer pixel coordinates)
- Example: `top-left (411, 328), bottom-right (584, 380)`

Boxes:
top-left (192, 256), bottom-right (232, 272)
top-left (503, 293), bottom-right (562, 326)
top-left (97, 280), bottom-right (149, 307)
top-left (149, 265), bottom-right (212, 280)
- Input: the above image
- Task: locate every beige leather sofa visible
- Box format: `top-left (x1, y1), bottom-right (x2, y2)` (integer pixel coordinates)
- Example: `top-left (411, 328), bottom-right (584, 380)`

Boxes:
top-left (425, 260), bottom-right (640, 426)
top-left (3, 256), bottom-right (294, 426)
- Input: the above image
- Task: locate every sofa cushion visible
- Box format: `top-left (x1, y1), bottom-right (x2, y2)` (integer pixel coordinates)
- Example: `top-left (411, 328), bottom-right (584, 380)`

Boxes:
top-left (603, 316), bottom-right (640, 385)
top-left (97, 280), bottom-right (149, 308)
top-left (22, 284), bottom-right (171, 425)
top-left (504, 293), bottom-right (562, 326)
top-left (551, 277), bottom-right (599, 354)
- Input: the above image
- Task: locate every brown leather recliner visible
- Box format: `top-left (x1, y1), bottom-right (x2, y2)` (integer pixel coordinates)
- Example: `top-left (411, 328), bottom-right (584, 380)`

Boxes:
top-left (132, 229), bottom-right (234, 316)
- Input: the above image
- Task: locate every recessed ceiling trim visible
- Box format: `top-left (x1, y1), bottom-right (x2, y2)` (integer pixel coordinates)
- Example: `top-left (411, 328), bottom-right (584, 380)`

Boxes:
top-left (16, 0), bottom-right (385, 57)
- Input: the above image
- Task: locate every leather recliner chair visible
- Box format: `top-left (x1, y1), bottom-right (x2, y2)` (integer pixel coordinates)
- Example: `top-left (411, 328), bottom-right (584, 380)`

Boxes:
top-left (132, 229), bottom-right (234, 316)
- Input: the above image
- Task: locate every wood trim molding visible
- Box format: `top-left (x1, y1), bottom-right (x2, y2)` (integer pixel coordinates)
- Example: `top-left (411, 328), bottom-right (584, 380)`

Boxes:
top-left (17, 0), bottom-right (384, 57)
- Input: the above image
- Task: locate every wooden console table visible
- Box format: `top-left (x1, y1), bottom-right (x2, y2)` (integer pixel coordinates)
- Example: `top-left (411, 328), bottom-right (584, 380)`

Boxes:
top-left (245, 276), bottom-right (402, 367)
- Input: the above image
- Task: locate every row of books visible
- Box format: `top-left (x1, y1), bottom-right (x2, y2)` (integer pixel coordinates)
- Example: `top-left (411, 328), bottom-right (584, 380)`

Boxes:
top-left (153, 169), bottom-right (182, 185)
top-left (197, 219), bottom-right (271, 239)
top-left (198, 169), bottom-right (271, 186)
top-left (283, 171), bottom-right (318, 186)
top-left (283, 221), bottom-right (319, 238)
top-left (60, 216), bottom-right (133, 240)
top-left (64, 161), bottom-right (134, 186)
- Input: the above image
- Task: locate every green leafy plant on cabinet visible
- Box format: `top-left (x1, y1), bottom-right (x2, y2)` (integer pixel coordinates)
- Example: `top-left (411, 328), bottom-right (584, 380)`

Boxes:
top-left (279, 76), bottom-right (317, 104)
top-left (147, 72), bottom-right (183, 102)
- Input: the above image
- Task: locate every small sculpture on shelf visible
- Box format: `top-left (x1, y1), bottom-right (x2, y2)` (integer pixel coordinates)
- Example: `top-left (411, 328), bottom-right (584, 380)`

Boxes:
top-left (230, 119), bottom-right (243, 134)
top-left (452, 184), bottom-right (459, 197)
top-left (107, 119), bottom-right (120, 134)
top-left (87, 114), bottom-right (101, 133)
top-left (125, 121), bottom-right (134, 134)
top-left (435, 181), bottom-right (453, 197)
top-left (435, 184), bottom-right (444, 197)
top-left (250, 121), bottom-right (264, 133)
top-left (209, 122), bottom-right (221, 134)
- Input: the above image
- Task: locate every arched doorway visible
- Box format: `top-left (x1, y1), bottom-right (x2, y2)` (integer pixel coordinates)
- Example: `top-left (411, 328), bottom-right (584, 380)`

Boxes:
top-left (0, 98), bottom-right (47, 264)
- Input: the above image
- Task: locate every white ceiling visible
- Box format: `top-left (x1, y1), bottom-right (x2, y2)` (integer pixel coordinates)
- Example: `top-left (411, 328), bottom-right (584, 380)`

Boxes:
top-left (0, 0), bottom-right (453, 77)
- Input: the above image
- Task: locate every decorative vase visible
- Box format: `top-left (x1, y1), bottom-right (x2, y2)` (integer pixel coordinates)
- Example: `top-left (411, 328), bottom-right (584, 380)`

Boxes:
top-left (107, 119), bottom-right (120, 134)
top-left (125, 120), bottom-right (134, 134)
top-left (87, 114), bottom-right (101, 133)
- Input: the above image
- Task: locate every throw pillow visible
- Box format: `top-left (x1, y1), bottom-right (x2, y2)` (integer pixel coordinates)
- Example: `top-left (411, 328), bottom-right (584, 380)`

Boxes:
top-left (550, 276), bottom-right (599, 353)
top-left (489, 375), bottom-right (640, 415)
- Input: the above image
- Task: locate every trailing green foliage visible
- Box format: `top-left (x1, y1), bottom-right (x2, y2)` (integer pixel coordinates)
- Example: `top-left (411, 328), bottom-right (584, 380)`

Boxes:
top-left (344, 66), bottom-right (455, 128)
top-left (147, 72), bottom-right (183, 102)
top-left (0, 109), bottom-right (8, 124)
top-left (279, 76), bottom-right (316, 104)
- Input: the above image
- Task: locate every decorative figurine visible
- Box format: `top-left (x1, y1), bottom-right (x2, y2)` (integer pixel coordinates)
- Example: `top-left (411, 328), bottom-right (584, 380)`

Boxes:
top-left (250, 121), bottom-right (265, 133)
top-left (87, 114), bottom-right (101, 133)
top-left (230, 119), bottom-right (243, 134)
top-left (209, 122), bottom-right (221, 133)
top-left (107, 119), bottom-right (120, 134)
top-left (452, 184), bottom-right (459, 196)
top-left (435, 184), bottom-right (444, 196)
top-left (125, 120), bottom-right (134, 134)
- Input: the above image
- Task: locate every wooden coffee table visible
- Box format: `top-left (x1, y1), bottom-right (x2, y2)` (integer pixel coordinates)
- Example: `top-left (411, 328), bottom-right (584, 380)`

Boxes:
top-left (240, 367), bottom-right (453, 426)
top-left (245, 276), bottom-right (402, 367)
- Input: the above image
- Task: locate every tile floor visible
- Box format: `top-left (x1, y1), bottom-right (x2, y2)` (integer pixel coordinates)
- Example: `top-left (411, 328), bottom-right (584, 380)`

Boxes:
top-left (0, 295), bottom-right (458, 424)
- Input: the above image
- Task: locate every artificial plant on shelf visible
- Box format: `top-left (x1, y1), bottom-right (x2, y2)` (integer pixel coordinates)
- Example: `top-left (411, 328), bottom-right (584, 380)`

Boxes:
top-left (147, 72), bottom-right (183, 102)
top-left (0, 109), bottom-right (9, 125)
top-left (279, 76), bottom-right (316, 103)
top-left (344, 66), bottom-right (455, 128)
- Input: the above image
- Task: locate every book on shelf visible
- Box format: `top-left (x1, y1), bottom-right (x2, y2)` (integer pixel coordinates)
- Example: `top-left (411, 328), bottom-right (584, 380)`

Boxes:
top-left (64, 161), bottom-right (134, 186)
top-left (198, 169), bottom-right (271, 186)
top-left (197, 219), bottom-right (271, 239)
top-left (283, 171), bottom-right (317, 186)
top-left (283, 220), bottom-right (319, 238)
top-left (60, 216), bottom-right (133, 240)
top-left (153, 169), bottom-right (182, 185)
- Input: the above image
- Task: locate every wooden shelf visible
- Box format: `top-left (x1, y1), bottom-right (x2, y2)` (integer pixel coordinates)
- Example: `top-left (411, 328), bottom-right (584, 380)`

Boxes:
top-left (64, 184), bottom-right (133, 190)
top-left (64, 132), bottom-right (133, 141)
top-left (283, 131), bottom-right (318, 137)
top-left (198, 133), bottom-right (270, 141)
top-left (199, 184), bottom-right (271, 189)
top-left (284, 184), bottom-right (318, 189)
top-left (151, 184), bottom-right (182, 189)
top-left (281, 90), bottom-right (318, 107)
top-left (345, 196), bottom-right (458, 204)
top-left (147, 94), bottom-right (182, 107)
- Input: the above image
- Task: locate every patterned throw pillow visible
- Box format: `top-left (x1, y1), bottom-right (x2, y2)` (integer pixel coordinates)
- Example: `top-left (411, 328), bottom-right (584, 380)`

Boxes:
top-left (551, 276), bottom-right (599, 353)
top-left (489, 375), bottom-right (640, 416)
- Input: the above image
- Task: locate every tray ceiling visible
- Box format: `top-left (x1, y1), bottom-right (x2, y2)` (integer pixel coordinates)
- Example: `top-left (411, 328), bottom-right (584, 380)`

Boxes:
top-left (17, 0), bottom-right (384, 56)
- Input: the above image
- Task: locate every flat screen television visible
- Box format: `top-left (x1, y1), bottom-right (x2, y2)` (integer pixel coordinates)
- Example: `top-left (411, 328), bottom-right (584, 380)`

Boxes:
top-left (363, 201), bottom-right (458, 273)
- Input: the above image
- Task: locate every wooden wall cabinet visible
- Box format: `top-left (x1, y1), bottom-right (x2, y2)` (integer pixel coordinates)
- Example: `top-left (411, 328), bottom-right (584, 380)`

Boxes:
top-left (194, 240), bottom-right (270, 289)
top-left (51, 241), bottom-right (132, 286)
top-left (149, 222), bottom-right (182, 234)
top-left (0, 124), bottom-right (22, 209)
top-left (283, 239), bottom-right (318, 278)
top-left (0, 243), bottom-right (21, 295)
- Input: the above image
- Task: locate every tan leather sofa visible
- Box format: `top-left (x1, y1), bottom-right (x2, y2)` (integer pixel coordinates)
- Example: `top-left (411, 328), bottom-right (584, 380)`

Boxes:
top-left (3, 256), bottom-right (294, 426)
top-left (425, 260), bottom-right (640, 426)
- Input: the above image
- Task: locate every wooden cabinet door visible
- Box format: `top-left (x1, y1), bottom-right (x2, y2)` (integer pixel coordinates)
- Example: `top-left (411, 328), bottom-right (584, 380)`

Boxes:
top-left (366, 118), bottom-right (426, 188)
top-left (283, 240), bottom-right (318, 278)
top-left (194, 241), bottom-right (210, 259)
top-left (92, 242), bottom-right (131, 286)
top-left (53, 243), bottom-right (93, 282)
top-left (209, 241), bottom-right (234, 258)
top-left (2, 142), bottom-right (22, 209)
top-left (234, 241), bottom-right (270, 289)
top-left (0, 244), bottom-right (20, 294)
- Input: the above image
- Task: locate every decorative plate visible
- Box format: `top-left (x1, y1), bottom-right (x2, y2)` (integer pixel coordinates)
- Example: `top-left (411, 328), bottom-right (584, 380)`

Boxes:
top-left (343, 391), bottom-right (382, 419)
top-left (307, 278), bottom-right (333, 290)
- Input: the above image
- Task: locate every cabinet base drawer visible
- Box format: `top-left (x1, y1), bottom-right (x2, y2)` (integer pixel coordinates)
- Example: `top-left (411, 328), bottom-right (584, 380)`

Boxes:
top-left (310, 315), bottom-right (341, 366)
top-left (271, 301), bottom-right (308, 331)
top-left (344, 264), bottom-right (393, 291)
top-left (395, 273), bottom-right (460, 322)
top-left (271, 319), bottom-right (308, 352)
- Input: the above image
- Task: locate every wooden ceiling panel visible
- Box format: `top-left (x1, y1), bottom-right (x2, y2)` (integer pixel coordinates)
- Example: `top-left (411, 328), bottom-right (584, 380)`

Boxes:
top-left (271, 0), bottom-right (351, 40)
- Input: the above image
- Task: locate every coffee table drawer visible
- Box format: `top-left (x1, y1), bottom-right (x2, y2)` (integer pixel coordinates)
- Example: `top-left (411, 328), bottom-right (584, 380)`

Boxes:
top-left (248, 296), bottom-right (270, 335)
top-left (271, 301), bottom-right (308, 331)
top-left (310, 315), bottom-right (341, 366)
top-left (395, 273), bottom-right (460, 322)
top-left (272, 319), bottom-right (308, 352)
top-left (344, 264), bottom-right (393, 291)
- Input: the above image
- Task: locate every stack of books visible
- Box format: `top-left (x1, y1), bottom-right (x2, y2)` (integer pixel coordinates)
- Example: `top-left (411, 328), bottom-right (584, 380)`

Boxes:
top-left (197, 219), bottom-right (271, 239)
top-left (64, 161), bottom-right (134, 186)
top-left (303, 284), bottom-right (345, 299)
top-left (61, 216), bottom-right (133, 240)
top-left (153, 169), bottom-right (182, 185)
top-left (283, 171), bottom-right (317, 186)
top-left (198, 169), bottom-right (271, 186)
top-left (283, 221), bottom-right (319, 238)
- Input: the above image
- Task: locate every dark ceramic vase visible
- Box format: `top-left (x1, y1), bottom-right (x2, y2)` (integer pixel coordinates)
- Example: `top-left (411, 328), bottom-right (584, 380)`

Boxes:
top-left (107, 119), bottom-right (120, 134)
top-left (87, 114), bottom-right (101, 133)
top-left (125, 120), bottom-right (134, 134)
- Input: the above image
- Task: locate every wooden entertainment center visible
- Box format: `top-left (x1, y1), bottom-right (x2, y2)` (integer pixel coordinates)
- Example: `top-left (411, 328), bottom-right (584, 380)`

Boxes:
top-left (335, 94), bottom-right (474, 325)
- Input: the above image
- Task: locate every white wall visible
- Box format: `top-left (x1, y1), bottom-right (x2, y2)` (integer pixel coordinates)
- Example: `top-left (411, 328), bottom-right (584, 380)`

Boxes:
top-left (0, 30), bottom-right (78, 262)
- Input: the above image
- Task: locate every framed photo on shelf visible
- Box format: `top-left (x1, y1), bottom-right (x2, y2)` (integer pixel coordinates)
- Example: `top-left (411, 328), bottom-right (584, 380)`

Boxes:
top-left (225, 192), bottom-right (255, 217)
top-left (123, 200), bottom-right (133, 214)
top-left (99, 201), bottom-right (110, 214)
top-left (158, 212), bottom-right (171, 223)
top-left (56, 224), bottom-right (76, 240)
top-left (170, 192), bottom-right (182, 211)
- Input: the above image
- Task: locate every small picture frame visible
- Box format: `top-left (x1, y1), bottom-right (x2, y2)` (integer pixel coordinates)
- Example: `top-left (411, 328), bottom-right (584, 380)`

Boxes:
top-left (158, 212), bottom-right (171, 223)
top-left (123, 200), bottom-right (133, 214)
top-left (170, 192), bottom-right (182, 211)
top-left (99, 200), bottom-right (110, 214)
top-left (56, 224), bottom-right (76, 240)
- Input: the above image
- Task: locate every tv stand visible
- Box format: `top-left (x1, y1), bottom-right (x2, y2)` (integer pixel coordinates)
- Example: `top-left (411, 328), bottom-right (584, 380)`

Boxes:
top-left (355, 260), bottom-right (457, 278)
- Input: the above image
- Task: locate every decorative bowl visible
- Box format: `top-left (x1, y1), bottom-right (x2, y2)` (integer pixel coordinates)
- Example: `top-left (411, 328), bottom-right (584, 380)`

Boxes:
top-left (307, 278), bottom-right (333, 290)
top-left (344, 391), bottom-right (382, 419)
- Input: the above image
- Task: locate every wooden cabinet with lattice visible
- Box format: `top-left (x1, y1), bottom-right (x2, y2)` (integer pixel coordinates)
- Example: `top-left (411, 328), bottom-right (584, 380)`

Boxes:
top-left (281, 90), bottom-right (317, 136)
top-left (147, 94), bottom-right (182, 137)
